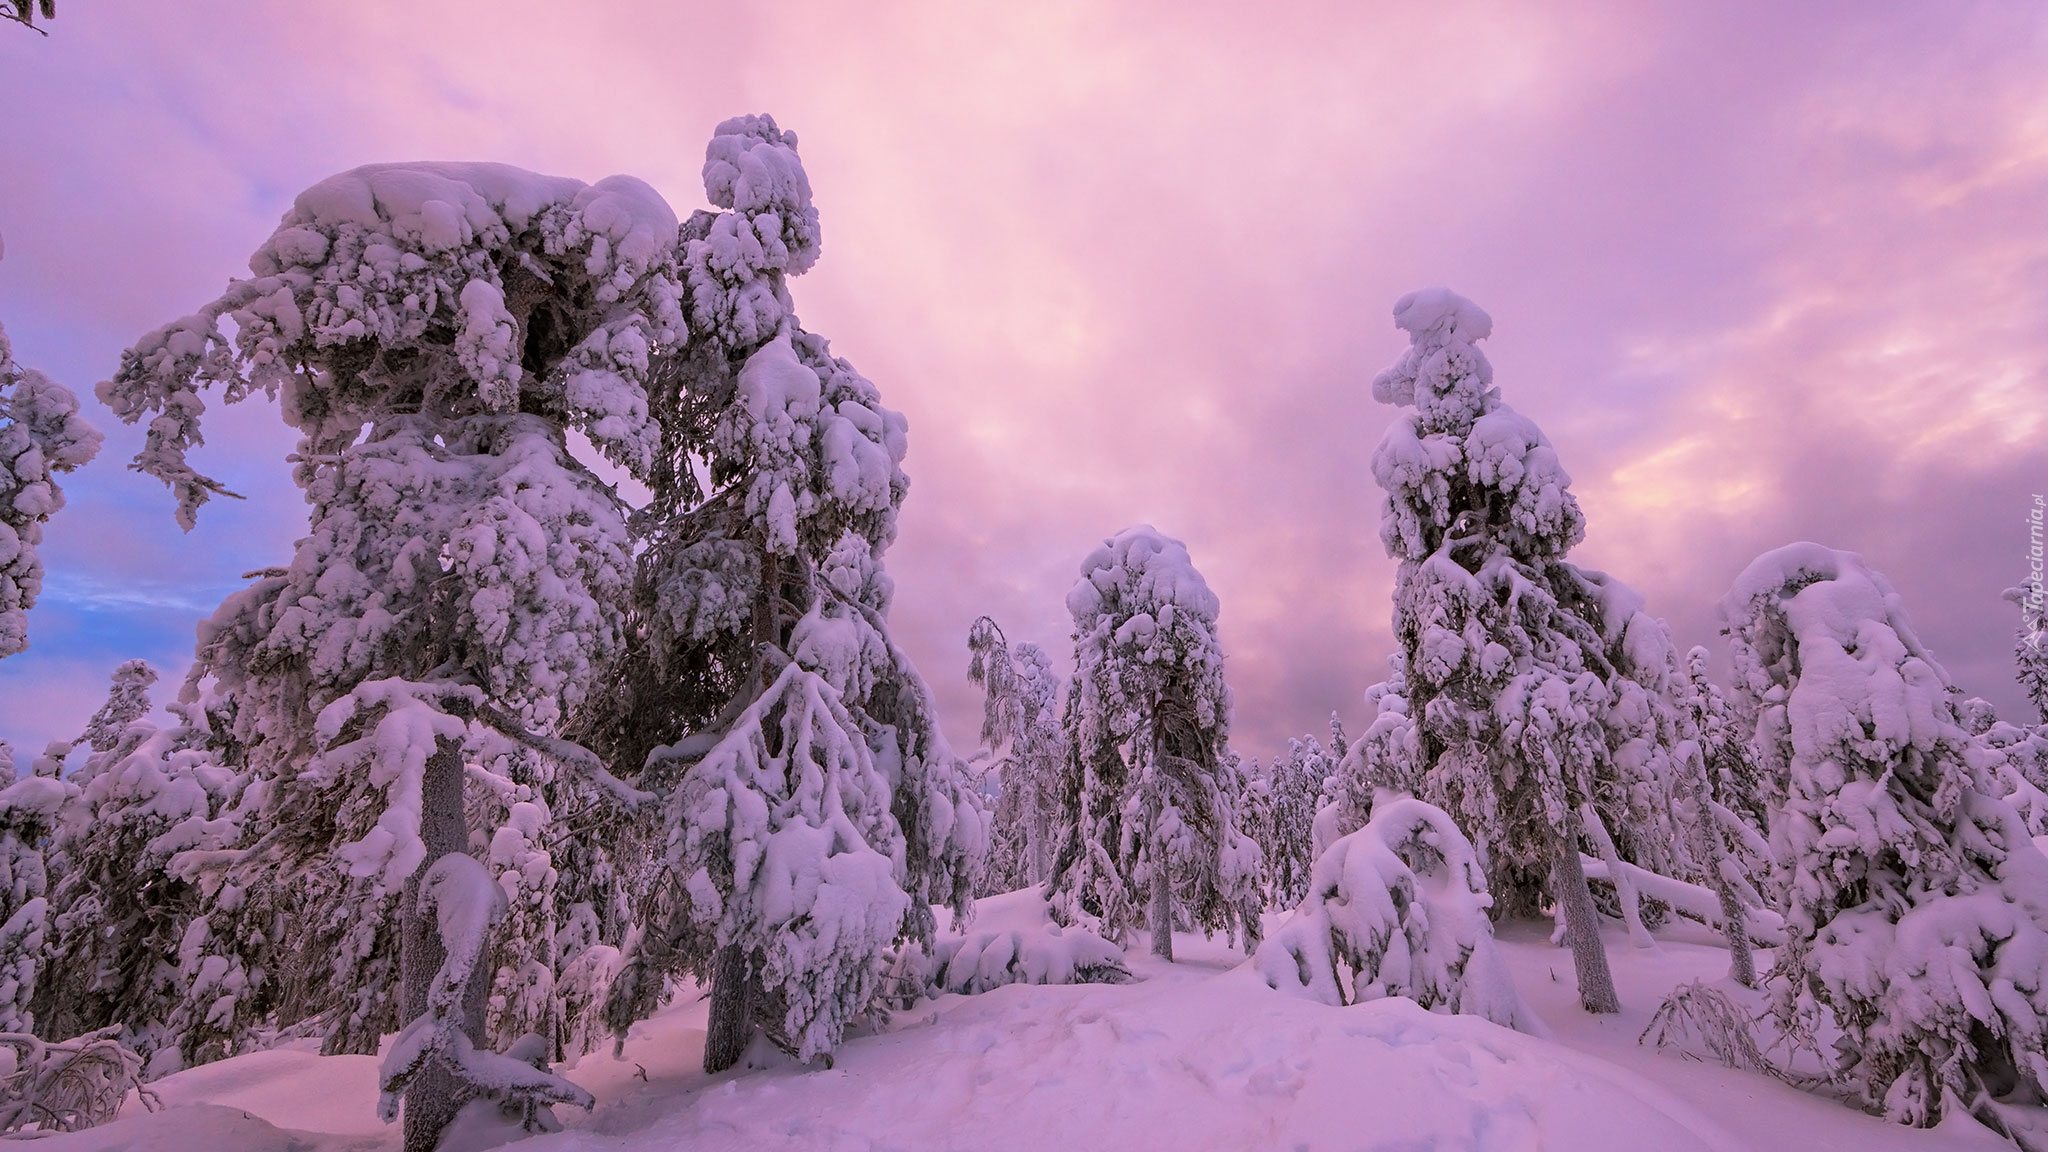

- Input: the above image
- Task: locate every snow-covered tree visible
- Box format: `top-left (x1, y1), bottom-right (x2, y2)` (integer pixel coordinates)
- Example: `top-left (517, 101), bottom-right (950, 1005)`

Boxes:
top-left (1257, 795), bottom-right (1537, 1032)
top-left (35, 695), bottom-right (234, 1071)
top-left (1678, 646), bottom-right (1769, 843)
top-left (2014, 533), bottom-right (2047, 725)
top-left (1366, 287), bottom-right (1710, 1013)
top-left (1961, 704), bottom-right (2048, 838)
top-left (1723, 542), bottom-right (2048, 1137)
top-left (581, 116), bottom-right (983, 1074)
top-left (101, 159), bottom-right (677, 1148)
top-left (1316, 658), bottom-right (1422, 858)
top-left (1260, 737), bottom-right (1325, 908)
top-left (0, 273), bottom-right (102, 659)
top-left (967, 616), bottom-right (1067, 895)
top-left (74, 660), bottom-right (156, 765)
top-left (0, 765), bottom-right (69, 1036)
top-left (1049, 525), bottom-right (1262, 961)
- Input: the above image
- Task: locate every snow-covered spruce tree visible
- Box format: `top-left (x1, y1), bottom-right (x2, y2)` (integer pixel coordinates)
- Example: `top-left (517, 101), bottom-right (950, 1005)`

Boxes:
top-left (1723, 543), bottom-right (2048, 1136)
top-left (1049, 525), bottom-right (1262, 961)
top-left (967, 616), bottom-right (1067, 895)
top-left (1590, 597), bottom-right (1762, 983)
top-left (1257, 795), bottom-right (1537, 1031)
top-left (32, 669), bottom-right (240, 1069)
top-left (1678, 646), bottom-right (1770, 843)
top-left (1962, 704), bottom-right (2048, 838)
top-left (1367, 287), bottom-right (1689, 1013)
top-left (0, 267), bottom-right (102, 659)
top-left (101, 162), bottom-right (677, 1148)
top-left (75, 661), bottom-right (157, 766)
top-left (1316, 661), bottom-right (1422, 857)
top-left (578, 116), bottom-right (982, 1072)
top-left (2014, 549), bottom-right (2048, 726)
top-left (1260, 736), bottom-right (1325, 908)
top-left (0, 757), bottom-right (70, 1036)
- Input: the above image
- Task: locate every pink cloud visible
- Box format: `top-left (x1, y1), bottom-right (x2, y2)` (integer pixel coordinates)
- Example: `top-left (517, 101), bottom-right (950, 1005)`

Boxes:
top-left (1, 2), bottom-right (2041, 759)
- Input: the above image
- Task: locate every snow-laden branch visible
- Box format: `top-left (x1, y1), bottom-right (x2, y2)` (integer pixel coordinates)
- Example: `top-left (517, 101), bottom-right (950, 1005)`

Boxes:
top-left (473, 703), bottom-right (654, 809)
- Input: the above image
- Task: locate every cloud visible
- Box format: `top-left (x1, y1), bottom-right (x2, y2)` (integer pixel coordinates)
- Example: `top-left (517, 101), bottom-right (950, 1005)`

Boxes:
top-left (2, 1), bottom-right (2041, 761)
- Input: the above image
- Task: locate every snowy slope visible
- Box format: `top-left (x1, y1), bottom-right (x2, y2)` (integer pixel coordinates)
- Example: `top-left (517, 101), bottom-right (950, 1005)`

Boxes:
top-left (39, 892), bottom-right (2012, 1152)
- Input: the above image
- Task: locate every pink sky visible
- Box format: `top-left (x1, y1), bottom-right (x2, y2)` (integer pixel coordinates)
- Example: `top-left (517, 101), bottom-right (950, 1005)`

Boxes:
top-left (1, 1), bottom-right (2043, 762)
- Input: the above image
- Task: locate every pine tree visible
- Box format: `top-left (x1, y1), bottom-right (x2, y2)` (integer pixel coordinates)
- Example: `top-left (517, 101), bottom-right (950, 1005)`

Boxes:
top-left (967, 616), bottom-right (1067, 895)
top-left (1723, 543), bottom-right (2048, 1137)
top-left (102, 160), bottom-right (676, 1148)
top-left (583, 116), bottom-right (983, 1073)
top-left (1367, 288), bottom-right (1635, 1012)
top-left (1049, 526), bottom-right (1262, 961)
top-left (1678, 647), bottom-right (1769, 841)
top-left (74, 661), bottom-right (157, 764)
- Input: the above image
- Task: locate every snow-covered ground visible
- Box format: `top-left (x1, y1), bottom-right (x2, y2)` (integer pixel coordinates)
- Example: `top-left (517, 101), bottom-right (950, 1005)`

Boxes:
top-left (42, 891), bottom-right (2008, 1152)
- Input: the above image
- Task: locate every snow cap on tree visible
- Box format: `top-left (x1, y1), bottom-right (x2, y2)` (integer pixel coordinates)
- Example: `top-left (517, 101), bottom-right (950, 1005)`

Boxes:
top-left (1370, 287), bottom-right (1582, 563)
top-left (1066, 526), bottom-right (1226, 731)
top-left (101, 162), bottom-right (683, 527)
top-left (686, 114), bottom-right (820, 350)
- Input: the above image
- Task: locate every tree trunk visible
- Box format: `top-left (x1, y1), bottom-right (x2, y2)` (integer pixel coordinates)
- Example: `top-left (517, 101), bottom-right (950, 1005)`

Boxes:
top-left (401, 735), bottom-right (487, 1152)
top-left (1682, 770), bottom-right (1757, 988)
top-left (698, 545), bottom-right (784, 1075)
top-left (703, 943), bottom-right (756, 1073)
top-left (1550, 814), bottom-right (1620, 1014)
top-left (1713, 861), bottom-right (1757, 988)
top-left (1149, 850), bottom-right (1174, 963)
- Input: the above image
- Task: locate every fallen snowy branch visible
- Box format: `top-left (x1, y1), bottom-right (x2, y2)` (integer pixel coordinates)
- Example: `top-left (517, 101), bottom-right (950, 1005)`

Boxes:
top-left (1579, 854), bottom-right (1785, 946)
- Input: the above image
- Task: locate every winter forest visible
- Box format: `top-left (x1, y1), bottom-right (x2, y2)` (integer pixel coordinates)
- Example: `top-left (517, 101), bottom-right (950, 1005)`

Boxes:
top-left (3, 5), bottom-right (2047, 1152)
